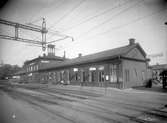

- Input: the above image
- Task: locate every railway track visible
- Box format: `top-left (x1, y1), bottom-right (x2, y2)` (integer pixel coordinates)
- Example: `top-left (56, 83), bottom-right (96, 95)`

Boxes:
top-left (0, 84), bottom-right (167, 123)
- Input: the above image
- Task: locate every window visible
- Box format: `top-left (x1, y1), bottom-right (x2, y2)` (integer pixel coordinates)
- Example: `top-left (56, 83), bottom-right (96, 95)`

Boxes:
top-left (73, 68), bottom-right (79, 81)
top-left (36, 65), bottom-right (38, 71)
top-left (99, 71), bottom-right (105, 82)
top-left (57, 71), bottom-right (60, 81)
top-left (89, 67), bottom-right (96, 71)
top-left (125, 69), bottom-right (130, 82)
top-left (82, 71), bottom-right (89, 82)
top-left (54, 72), bottom-right (57, 80)
top-left (98, 66), bottom-right (104, 70)
top-left (142, 71), bottom-right (145, 81)
top-left (75, 72), bottom-right (79, 81)
top-left (49, 72), bottom-right (54, 80)
top-left (65, 70), bottom-right (69, 82)
top-left (134, 68), bottom-right (137, 77)
top-left (33, 66), bottom-right (35, 71)
top-left (118, 64), bottom-right (123, 82)
top-left (109, 64), bottom-right (117, 82)
top-left (83, 72), bottom-right (86, 82)
top-left (73, 68), bottom-right (78, 72)
top-left (28, 73), bottom-right (32, 76)
top-left (41, 60), bottom-right (50, 63)
top-left (60, 71), bottom-right (64, 81)
top-left (89, 67), bottom-right (96, 82)
top-left (91, 71), bottom-right (96, 82)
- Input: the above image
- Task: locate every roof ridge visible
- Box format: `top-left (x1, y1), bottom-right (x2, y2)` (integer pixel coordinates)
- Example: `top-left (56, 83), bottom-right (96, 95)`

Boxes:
top-left (72, 44), bottom-right (132, 59)
top-left (40, 43), bottom-right (139, 71)
top-left (24, 55), bottom-right (65, 64)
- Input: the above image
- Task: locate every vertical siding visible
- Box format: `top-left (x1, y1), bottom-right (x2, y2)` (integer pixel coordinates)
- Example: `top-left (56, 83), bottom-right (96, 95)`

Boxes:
top-left (22, 60), bottom-right (123, 88)
top-left (122, 60), bottom-right (147, 88)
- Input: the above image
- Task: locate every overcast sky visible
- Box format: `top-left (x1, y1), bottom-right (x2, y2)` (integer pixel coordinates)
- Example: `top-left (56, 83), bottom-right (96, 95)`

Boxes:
top-left (0, 0), bottom-right (167, 66)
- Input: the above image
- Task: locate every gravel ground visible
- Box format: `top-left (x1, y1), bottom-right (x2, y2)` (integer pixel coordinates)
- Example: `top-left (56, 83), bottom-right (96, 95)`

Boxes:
top-left (0, 84), bottom-right (167, 123)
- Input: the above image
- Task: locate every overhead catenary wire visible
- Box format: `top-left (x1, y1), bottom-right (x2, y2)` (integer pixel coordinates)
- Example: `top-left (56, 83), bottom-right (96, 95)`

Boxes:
top-left (48, 0), bottom-right (87, 30)
top-left (29, 0), bottom-right (65, 25)
top-left (46, 26), bottom-right (74, 41)
top-left (28, 1), bottom-right (51, 24)
top-left (87, 8), bottom-right (167, 39)
top-left (19, 31), bottom-right (57, 50)
top-left (45, 0), bottom-right (86, 41)
top-left (28, 17), bottom-right (43, 25)
top-left (48, 29), bottom-right (72, 38)
top-left (19, 30), bottom-right (41, 42)
top-left (47, 0), bottom-right (130, 41)
top-left (77, 7), bottom-right (167, 42)
top-left (42, 0), bottom-right (66, 21)
top-left (26, 19), bottom-right (74, 42)
top-left (77, 0), bottom-right (144, 39)
top-left (63, 0), bottom-right (131, 32)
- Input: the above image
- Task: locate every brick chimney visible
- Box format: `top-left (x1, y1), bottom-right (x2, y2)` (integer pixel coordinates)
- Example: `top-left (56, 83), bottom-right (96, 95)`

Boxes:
top-left (129, 38), bottom-right (135, 45)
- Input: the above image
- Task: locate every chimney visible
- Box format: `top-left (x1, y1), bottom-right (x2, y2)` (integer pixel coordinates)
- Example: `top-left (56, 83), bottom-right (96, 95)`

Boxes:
top-left (129, 38), bottom-right (135, 45)
top-left (47, 44), bottom-right (55, 56)
top-left (63, 51), bottom-right (66, 58)
top-left (78, 53), bottom-right (82, 57)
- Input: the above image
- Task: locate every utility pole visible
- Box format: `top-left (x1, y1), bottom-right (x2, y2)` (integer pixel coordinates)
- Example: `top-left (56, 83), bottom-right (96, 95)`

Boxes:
top-left (41, 18), bottom-right (47, 51)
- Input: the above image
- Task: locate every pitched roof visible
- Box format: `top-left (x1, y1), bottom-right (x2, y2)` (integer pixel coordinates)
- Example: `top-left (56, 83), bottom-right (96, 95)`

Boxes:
top-left (24, 55), bottom-right (66, 64)
top-left (150, 64), bottom-right (167, 70)
top-left (40, 43), bottom-right (147, 71)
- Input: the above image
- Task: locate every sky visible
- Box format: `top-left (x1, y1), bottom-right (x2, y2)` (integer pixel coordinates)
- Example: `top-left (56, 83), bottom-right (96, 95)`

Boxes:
top-left (0, 0), bottom-right (167, 66)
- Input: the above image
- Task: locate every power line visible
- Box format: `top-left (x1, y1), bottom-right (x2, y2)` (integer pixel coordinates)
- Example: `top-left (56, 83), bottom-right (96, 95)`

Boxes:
top-left (29, 0), bottom-right (65, 24)
top-left (25, 20), bottom-right (73, 42)
top-left (19, 29), bottom-right (41, 41)
top-left (48, 0), bottom-right (131, 41)
top-left (46, 0), bottom-right (87, 40)
top-left (89, 8), bottom-right (167, 38)
top-left (63, 0), bottom-right (131, 32)
top-left (77, 0), bottom-right (144, 39)
top-left (43, 0), bottom-right (66, 20)
top-left (83, 8), bottom-right (167, 40)
top-left (48, 29), bottom-right (71, 38)
top-left (48, 0), bottom-right (87, 30)
top-left (29, 17), bottom-right (43, 25)
top-left (29, 1), bottom-right (52, 24)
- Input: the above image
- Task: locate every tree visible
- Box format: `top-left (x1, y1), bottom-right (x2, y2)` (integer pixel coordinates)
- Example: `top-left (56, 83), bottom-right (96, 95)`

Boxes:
top-left (0, 64), bottom-right (21, 80)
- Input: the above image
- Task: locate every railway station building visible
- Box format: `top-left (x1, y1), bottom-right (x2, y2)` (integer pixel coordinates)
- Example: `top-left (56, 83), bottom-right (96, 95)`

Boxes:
top-left (19, 39), bottom-right (150, 89)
